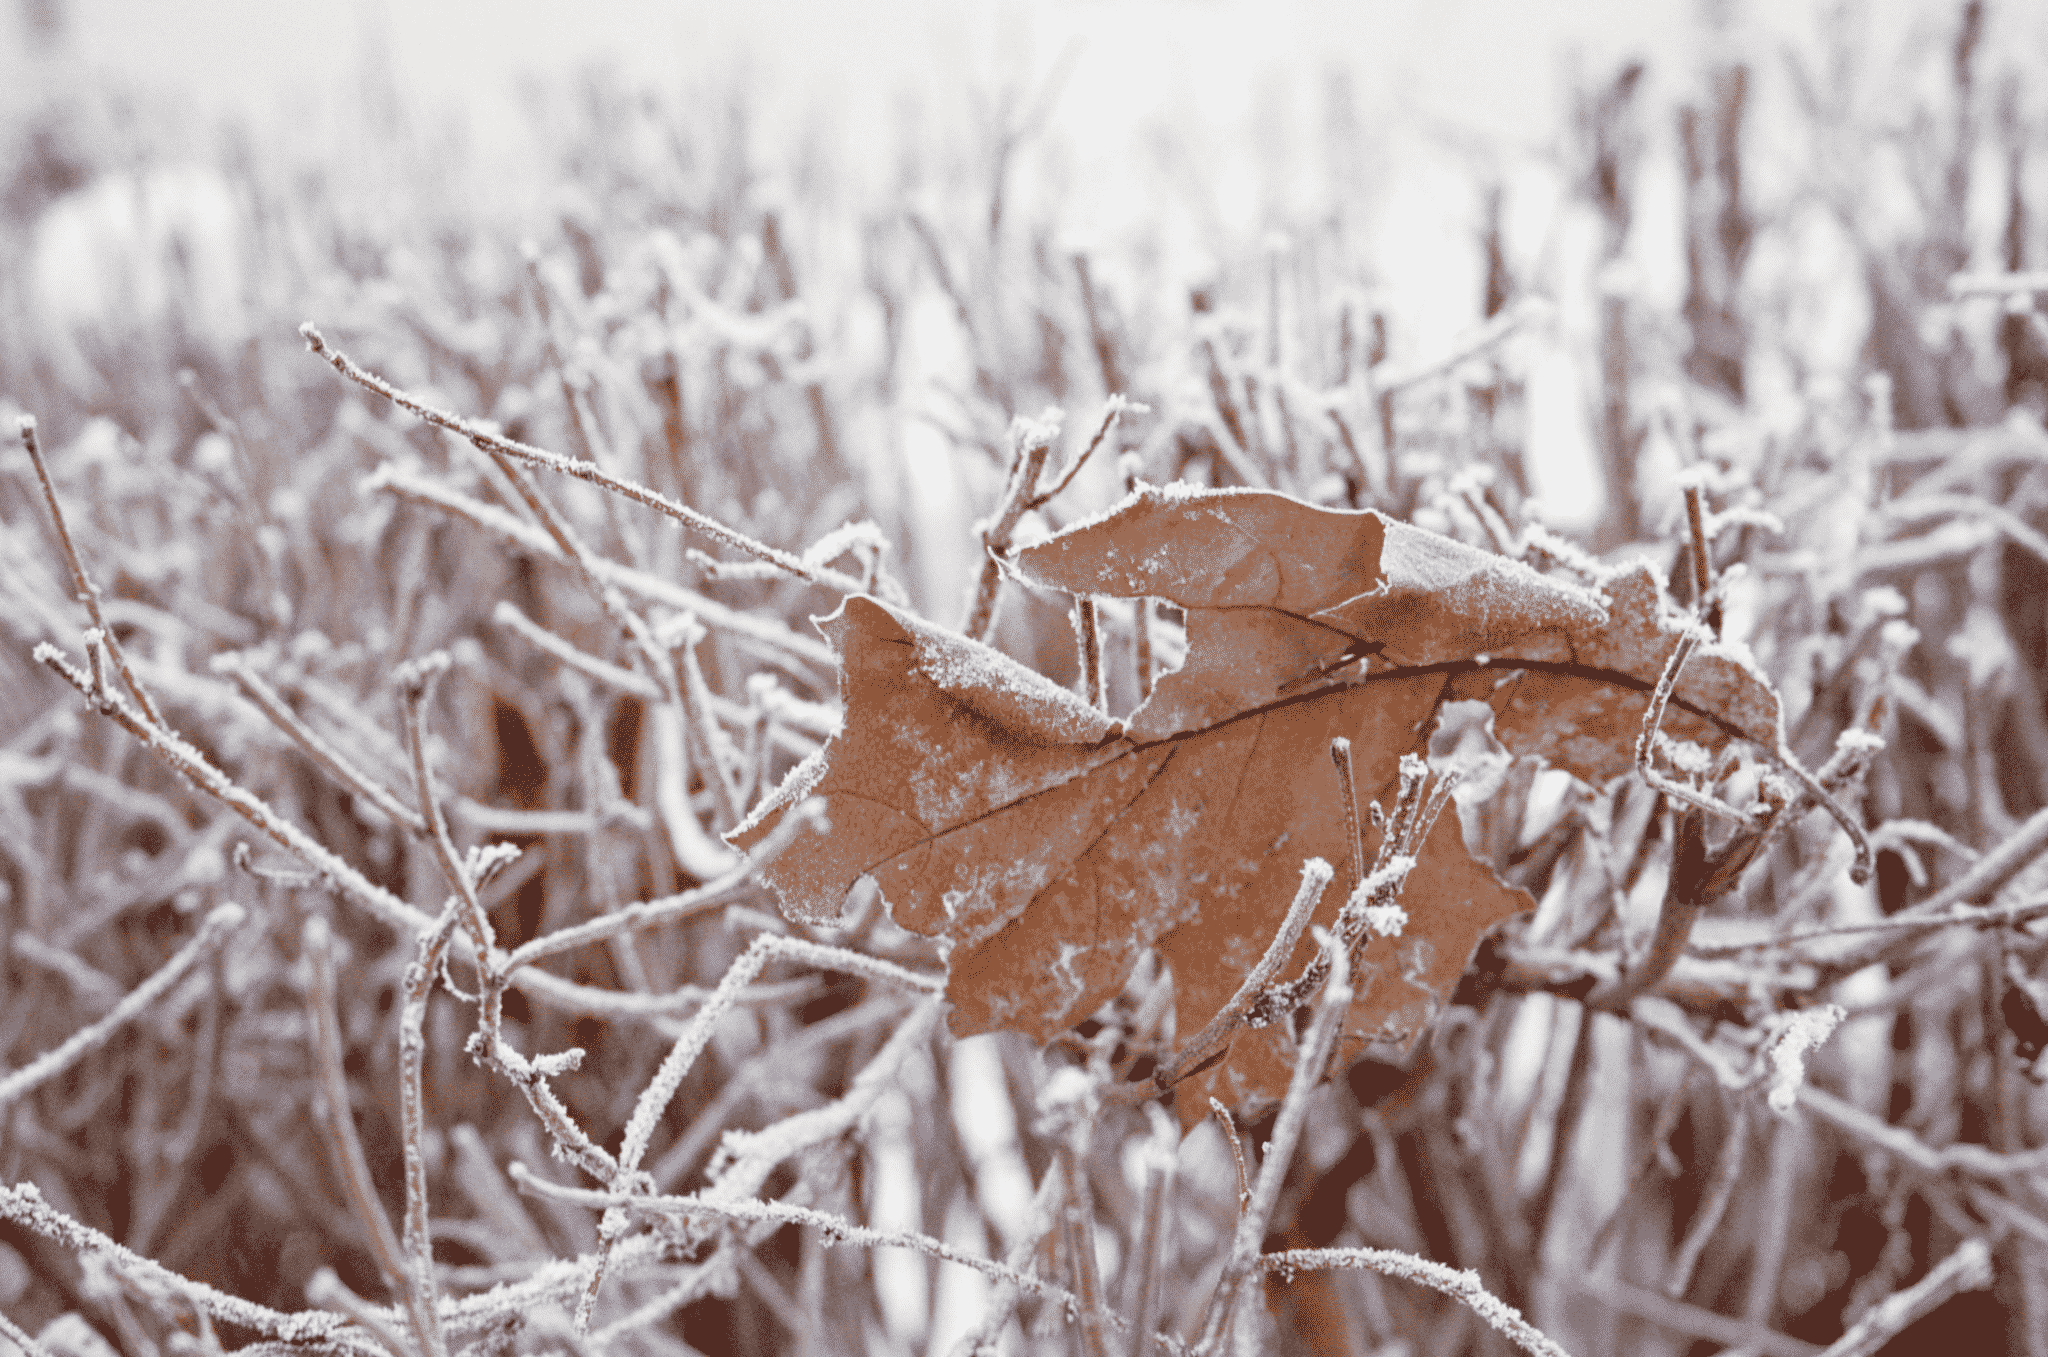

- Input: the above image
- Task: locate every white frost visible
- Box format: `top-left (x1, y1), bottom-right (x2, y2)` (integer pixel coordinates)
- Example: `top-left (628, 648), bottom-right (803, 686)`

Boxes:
top-left (1767, 1004), bottom-right (1846, 1115)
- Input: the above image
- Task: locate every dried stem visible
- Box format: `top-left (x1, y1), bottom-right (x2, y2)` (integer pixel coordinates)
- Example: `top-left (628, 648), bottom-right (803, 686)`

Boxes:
top-left (396, 900), bottom-right (462, 1357)
top-left (1056, 1141), bottom-right (1111, 1357)
top-left (0, 1307), bottom-right (56, 1357)
top-left (1813, 1237), bottom-right (1992, 1357)
top-left (962, 414), bottom-right (1060, 640)
top-left (1195, 933), bottom-right (1352, 1354)
top-left (300, 916), bottom-right (416, 1319)
top-left (302, 326), bottom-right (864, 592)
top-left (395, 654), bottom-right (496, 962)
top-left (19, 416), bottom-right (165, 727)
top-left (1212, 1099), bottom-right (1252, 1216)
top-left (506, 799), bottom-right (825, 968)
top-left (1124, 1106), bottom-right (1176, 1357)
top-left (1331, 737), bottom-right (1367, 887)
top-left (368, 461), bottom-right (834, 671)
top-left (0, 904), bottom-right (244, 1109)
top-left (1683, 480), bottom-right (1720, 635)
top-left (216, 653), bottom-right (427, 834)
top-left (509, 1166), bottom-right (1090, 1315)
top-left (1663, 1095), bottom-right (1750, 1298)
top-left (1074, 596), bottom-right (1106, 712)
top-left (1138, 858), bottom-right (1332, 1096)
top-left (1256, 1249), bottom-right (1573, 1357)
top-left (947, 1162), bottom-right (1069, 1357)
top-left (1031, 395), bottom-right (1142, 510)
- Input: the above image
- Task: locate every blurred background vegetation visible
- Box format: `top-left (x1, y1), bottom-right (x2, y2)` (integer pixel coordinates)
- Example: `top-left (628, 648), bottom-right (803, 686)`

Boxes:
top-left (6, 0), bottom-right (2048, 1354)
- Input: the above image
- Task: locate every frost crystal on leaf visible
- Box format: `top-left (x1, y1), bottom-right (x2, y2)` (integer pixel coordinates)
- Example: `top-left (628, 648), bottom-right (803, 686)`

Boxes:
top-left (733, 485), bottom-right (1784, 1117)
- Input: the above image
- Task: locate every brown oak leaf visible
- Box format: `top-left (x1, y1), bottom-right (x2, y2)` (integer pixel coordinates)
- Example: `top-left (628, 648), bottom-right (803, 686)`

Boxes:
top-left (729, 485), bottom-right (1781, 1117)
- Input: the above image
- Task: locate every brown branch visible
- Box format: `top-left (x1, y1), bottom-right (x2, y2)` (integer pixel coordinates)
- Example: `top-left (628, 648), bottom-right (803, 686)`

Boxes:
top-left (301, 325), bottom-right (864, 593)
top-left (961, 414), bottom-right (1059, 641)
top-left (18, 416), bottom-right (165, 727)
top-left (1813, 1238), bottom-right (1992, 1357)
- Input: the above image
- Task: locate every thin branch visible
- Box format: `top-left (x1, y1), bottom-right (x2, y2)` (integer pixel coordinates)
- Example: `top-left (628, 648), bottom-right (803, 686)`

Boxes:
top-left (0, 1306), bottom-right (57, 1357)
top-left (1121, 456), bottom-right (1155, 705)
top-left (303, 1270), bottom-right (413, 1357)
top-left (1056, 1140), bottom-right (1112, 1357)
top-left (1030, 395), bottom-right (1144, 509)
top-left (1569, 1271), bottom-right (1818, 1357)
top-left (1796, 1083), bottom-right (2048, 1180)
top-left (491, 600), bottom-right (661, 701)
top-left (1257, 1248), bottom-right (1573, 1357)
top-left (1634, 631), bottom-right (1751, 824)
top-left (1073, 597), bottom-right (1106, 713)
top-left (963, 413), bottom-right (1061, 641)
top-left (0, 1183), bottom-right (369, 1346)
top-left (1772, 743), bottom-right (1875, 885)
top-left (669, 615), bottom-right (745, 827)
top-left (36, 640), bottom-right (431, 938)
top-left (302, 326), bottom-right (864, 593)
top-left (1124, 1106), bottom-right (1176, 1357)
top-left (1683, 480), bottom-right (1719, 634)
top-left (1370, 297), bottom-right (1549, 399)
top-left (0, 904), bottom-right (244, 1109)
top-left (507, 1166), bottom-right (1090, 1315)
top-left (216, 653), bottom-right (427, 834)
top-left (1331, 737), bottom-right (1367, 887)
top-left (1663, 1095), bottom-right (1750, 1297)
top-left (396, 654), bottom-right (496, 963)
top-left (396, 901), bottom-right (462, 1357)
top-left (481, 448), bottom-right (679, 703)
top-left (1949, 270), bottom-right (2048, 297)
top-left (36, 636), bottom-right (804, 1038)
top-left (948, 1164), bottom-right (1068, 1357)
top-left (1135, 858), bottom-right (1332, 1097)
top-left (615, 932), bottom-right (942, 1183)
top-left (1196, 933), bottom-right (1352, 1353)
top-left (1813, 1237), bottom-right (1992, 1357)
top-left (18, 416), bottom-right (165, 727)
top-left (301, 916), bottom-right (418, 1327)
top-left (507, 799), bottom-right (825, 968)
top-left (366, 461), bottom-right (834, 671)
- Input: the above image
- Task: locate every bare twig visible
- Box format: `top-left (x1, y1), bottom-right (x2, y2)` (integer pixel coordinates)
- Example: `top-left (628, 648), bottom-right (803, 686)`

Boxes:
top-left (1664, 1095), bottom-right (1750, 1297)
top-left (1136, 858), bottom-right (1332, 1096)
top-left (1124, 1105), bottom-right (1177, 1357)
top-left (1949, 270), bottom-right (2048, 297)
top-left (1257, 1247), bottom-right (1572, 1357)
top-left (19, 417), bottom-right (166, 727)
top-left (396, 654), bottom-right (496, 961)
top-left (1073, 597), bottom-right (1106, 712)
top-left (304, 1269), bottom-right (413, 1357)
top-left (396, 900), bottom-right (462, 1357)
top-left (1056, 1140), bottom-right (1111, 1357)
top-left (0, 1306), bottom-right (57, 1357)
top-left (0, 1183), bottom-right (368, 1347)
top-left (506, 799), bottom-right (825, 968)
top-left (0, 904), bottom-right (244, 1109)
top-left (1569, 1271), bottom-right (1817, 1357)
top-left (1195, 933), bottom-right (1352, 1353)
top-left (367, 461), bottom-right (834, 670)
top-left (214, 653), bottom-right (427, 834)
top-left (1031, 395), bottom-right (1143, 509)
top-left (1814, 1237), bottom-right (1993, 1357)
top-left (302, 326), bottom-right (864, 592)
top-left (947, 1161), bottom-right (1068, 1357)
top-left (508, 1167), bottom-right (1090, 1314)
top-left (962, 413), bottom-right (1061, 640)
top-left (301, 917), bottom-right (417, 1324)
